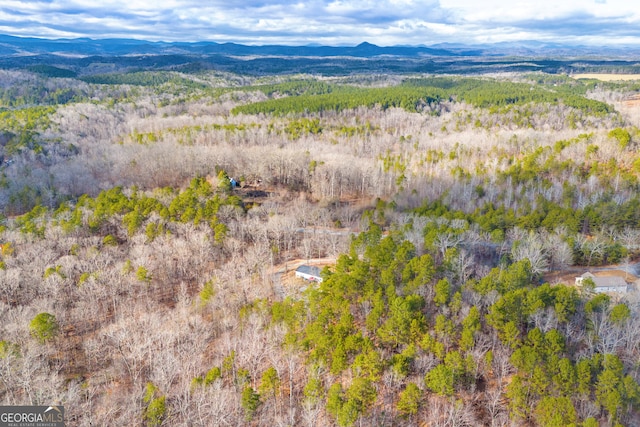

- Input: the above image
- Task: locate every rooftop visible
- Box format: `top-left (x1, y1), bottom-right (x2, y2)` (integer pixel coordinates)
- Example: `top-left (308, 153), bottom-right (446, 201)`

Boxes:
top-left (296, 265), bottom-right (322, 277)
top-left (577, 272), bottom-right (628, 289)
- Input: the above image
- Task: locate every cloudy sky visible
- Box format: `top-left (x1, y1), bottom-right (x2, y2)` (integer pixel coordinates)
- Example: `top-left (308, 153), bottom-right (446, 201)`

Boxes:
top-left (1, 0), bottom-right (639, 46)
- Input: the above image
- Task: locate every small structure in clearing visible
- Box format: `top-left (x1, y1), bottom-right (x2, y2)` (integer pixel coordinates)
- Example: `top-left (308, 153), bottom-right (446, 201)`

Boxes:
top-left (575, 272), bottom-right (628, 294)
top-left (295, 265), bottom-right (323, 283)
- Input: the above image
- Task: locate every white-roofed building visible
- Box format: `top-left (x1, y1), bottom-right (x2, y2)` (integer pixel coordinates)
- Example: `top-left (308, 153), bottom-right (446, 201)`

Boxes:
top-left (575, 272), bottom-right (628, 294)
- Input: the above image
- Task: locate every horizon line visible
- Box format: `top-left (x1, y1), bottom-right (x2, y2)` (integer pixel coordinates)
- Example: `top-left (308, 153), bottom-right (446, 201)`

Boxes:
top-left (2, 33), bottom-right (640, 49)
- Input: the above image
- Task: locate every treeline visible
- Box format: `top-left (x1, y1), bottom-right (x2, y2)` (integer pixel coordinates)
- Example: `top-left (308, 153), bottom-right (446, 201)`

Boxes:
top-left (407, 76), bottom-right (611, 112)
top-left (231, 76), bottom-right (615, 117)
top-left (0, 86), bottom-right (87, 108)
top-left (79, 71), bottom-right (210, 97)
top-left (80, 71), bottom-right (176, 86)
top-left (25, 65), bottom-right (78, 79)
top-left (241, 79), bottom-right (334, 97)
top-left (232, 84), bottom-right (446, 116)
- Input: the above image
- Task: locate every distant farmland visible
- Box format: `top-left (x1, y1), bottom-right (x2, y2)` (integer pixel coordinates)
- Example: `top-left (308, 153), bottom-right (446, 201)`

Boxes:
top-left (573, 73), bottom-right (640, 81)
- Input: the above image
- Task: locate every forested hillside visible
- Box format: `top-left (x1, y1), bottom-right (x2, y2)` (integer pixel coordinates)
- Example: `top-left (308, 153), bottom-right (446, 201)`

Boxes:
top-left (0, 67), bottom-right (639, 426)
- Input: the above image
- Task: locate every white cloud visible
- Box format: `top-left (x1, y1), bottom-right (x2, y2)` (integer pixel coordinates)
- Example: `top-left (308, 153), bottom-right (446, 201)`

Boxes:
top-left (441, 0), bottom-right (639, 22)
top-left (0, 0), bottom-right (639, 45)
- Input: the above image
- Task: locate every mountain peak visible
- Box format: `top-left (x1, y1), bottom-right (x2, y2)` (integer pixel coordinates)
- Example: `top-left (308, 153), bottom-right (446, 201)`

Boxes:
top-left (356, 41), bottom-right (378, 48)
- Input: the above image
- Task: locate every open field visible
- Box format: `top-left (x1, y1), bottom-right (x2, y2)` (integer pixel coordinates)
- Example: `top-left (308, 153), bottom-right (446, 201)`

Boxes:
top-left (572, 73), bottom-right (640, 81)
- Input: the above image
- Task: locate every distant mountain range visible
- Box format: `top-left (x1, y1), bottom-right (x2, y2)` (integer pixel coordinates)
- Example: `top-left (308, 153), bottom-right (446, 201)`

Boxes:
top-left (1, 34), bottom-right (639, 77)
top-left (2, 34), bottom-right (639, 59)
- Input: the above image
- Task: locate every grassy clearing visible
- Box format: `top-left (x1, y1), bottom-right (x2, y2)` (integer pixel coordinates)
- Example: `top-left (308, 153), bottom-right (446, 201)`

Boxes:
top-left (572, 73), bottom-right (640, 81)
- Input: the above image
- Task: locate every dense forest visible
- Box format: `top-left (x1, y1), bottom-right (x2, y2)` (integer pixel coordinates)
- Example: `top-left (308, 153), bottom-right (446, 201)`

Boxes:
top-left (0, 65), bottom-right (639, 426)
